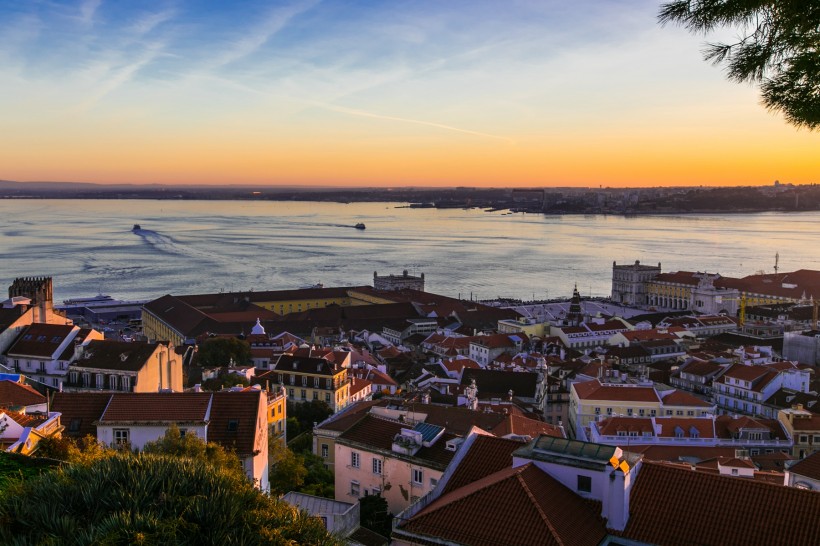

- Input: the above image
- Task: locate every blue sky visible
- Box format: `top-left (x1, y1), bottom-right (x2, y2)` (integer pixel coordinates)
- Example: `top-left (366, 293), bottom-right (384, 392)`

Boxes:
top-left (1, 0), bottom-right (816, 186)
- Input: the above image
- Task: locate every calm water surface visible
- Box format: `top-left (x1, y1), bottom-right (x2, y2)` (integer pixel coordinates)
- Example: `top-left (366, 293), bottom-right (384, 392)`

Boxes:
top-left (1, 200), bottom-right (818, 302)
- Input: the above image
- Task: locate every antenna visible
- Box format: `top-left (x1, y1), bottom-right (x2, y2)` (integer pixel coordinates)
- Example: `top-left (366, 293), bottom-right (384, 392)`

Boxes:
top-left (774, 252), bottom-right (779, 274)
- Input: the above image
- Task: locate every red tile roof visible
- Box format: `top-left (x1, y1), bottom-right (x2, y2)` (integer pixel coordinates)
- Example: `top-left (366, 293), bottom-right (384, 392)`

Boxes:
top-left (208, 390), bottom-right (264, 456)
top-left (661, 390), bottom-right (714, 407)
top-left (99, 393), bottom-right (211, 422)
top-left (714, 415), bottom-right (788, 440)
top-left (597, 417), bottom-right (654, 436)
top-left (337, 414), bottom-right (456, 469)
top-left (1, 409), bottom-right (48, 428)
top-left (789, 450), bottom-right (820, 481)
top-left (52, 392), bottom-right (114, 438)
top-left (488, 413), bottom-right (564, 439)
top-left (7, 323), bottom-right (76, 358)
top-left (573, 380), bottom-right (660, 403)
top-left (623, 461), bottom-right (820, 546)
top-left (0, 380), bottom-right (46, 408)
top-left (655, 418), bottom-right (715, 439)
top-left (440, 435), bottom-right (527, 494)
top-left (401, 463), bottom-right (607, 546)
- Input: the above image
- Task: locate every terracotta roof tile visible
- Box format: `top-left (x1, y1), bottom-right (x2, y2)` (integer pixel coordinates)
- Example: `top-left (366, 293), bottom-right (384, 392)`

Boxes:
top-left (52, 392), bottom-right (114, 438)
top-left (100, 393), bottom-right (211, 422)
top-left (573, 380), bottom-right (660, 403)
top-left (623, 461), bottom-right (820, 546)
top-left (789, 450), bottom-right (820, 481)
top-left (7, 323), bottom-right (76, 358)
top-left (0, 380), bottom-right (46, 409)
top-left (401, 463), bottom-right (607, 546)
top-left (441, 435), bottom-right (527, 494)
top-left (661, 390), bottom-right (714, 407)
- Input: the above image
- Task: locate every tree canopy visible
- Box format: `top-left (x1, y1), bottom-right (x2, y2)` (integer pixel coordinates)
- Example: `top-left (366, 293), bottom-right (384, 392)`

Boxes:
top-left (142, 424), bottom-right (243, 476)
top-left (0, 454), bottom-right (340, 545)
top-left (659, 1), bottom-right (820, 129)
top-left (196, 336), bottom-right (252, 368)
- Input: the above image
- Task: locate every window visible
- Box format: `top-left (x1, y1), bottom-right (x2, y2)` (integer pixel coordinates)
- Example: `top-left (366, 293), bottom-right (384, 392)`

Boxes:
top-left (813, 435), bottom-right (820, 444)
top-left (650, 409), bottom-right (656, 416)
top-left (430, 478), bottom-right (439, 489)
top-left (731, 469), bottom-right (738, 476)
top-left (326, 378), bottom-right (333, 389)
top-left (288, 388), bottom-right (294, 397)
top-left (687, 410), bottom-right (694, 416)
top-left (606, 408), bottom-right (613, 415)
top-left (577, 475), bottom-right (592, 493)
top-left (113, 428), bottom-right (130, 447)
top-left (325, 393), bottom-right (331, 403)
top-left (351, 452), bottom-right (360, 468)
top-left (350, 480), bottom-right (360, 496)
top-left (676, 410), bottom-right (684, 416)
top-left (122, 376), bottom-right (130, 391)
top-left (302, 376), bottom-right (307, 387)
top-left (38, 361), bottom-right (46, 373)
top-left (799, 435), bottom-right (809, 443)
top-left (372, 486), bottom-right (381, 496)
top-left (109, 375), bottom-right (118, 390)
top-left (638, 409), bottom-right (645, 416)
top-left (96, 374), bottom-right (104, 389)
top-left (314, 377), bottom-right (320, 388)
top-left (277, 373), bottom-right (283, 383)
top-left (627, 408), bottom-right (633, 416)
top-left (666, 410), bottom-right (673, 416)
top-left (289, 375), bottom-right (295, 385)
top-left (372, 458), bottom-right (382, 475)
top-left (227, 420), bottom-right (238, 432)
top-left (321, 444), bottom-right (328, 458)
top-left (68, 418), bottom-right (81, 432)
top-left (301, 389), bottom-right (307, 400)
top-left (179, 429), bottom-right (187, 437)
top-left (594, 407), bottom-right (600, 415)
top-left (412, 469), bottom-right (423, 485)
top-left (312, 391), bottom-right (318, 400)
top-left (748, 432), bottom-right (762, 441)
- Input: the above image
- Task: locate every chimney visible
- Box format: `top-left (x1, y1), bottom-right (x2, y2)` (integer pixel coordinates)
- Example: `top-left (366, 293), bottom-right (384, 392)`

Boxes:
top-left (604, 465), bottom-right (632, 531)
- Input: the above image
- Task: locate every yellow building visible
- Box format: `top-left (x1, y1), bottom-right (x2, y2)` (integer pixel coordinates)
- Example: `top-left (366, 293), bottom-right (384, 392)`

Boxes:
top-left (569, 380), bottom-right (662, 440)
top-left (261, 353), bottom-right (351, 412)
top-left (264, 385), bottom-right (288, 443)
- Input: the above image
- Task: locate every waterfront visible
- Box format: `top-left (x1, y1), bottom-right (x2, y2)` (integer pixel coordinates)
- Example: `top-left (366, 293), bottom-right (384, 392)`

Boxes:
top-left (1, 199), bottom-right (818, 303)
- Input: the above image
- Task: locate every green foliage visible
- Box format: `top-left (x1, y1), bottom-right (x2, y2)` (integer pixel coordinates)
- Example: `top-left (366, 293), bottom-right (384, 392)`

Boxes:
top-left (300, 453), bottom-right (334, 499)
top-left (269, 440), bottom-right (308, 496)
top-left (286, 417), bottom-right (301, 442)
top-left (287, 400), bottom-right (333, 438)
top-left (359, 494), bottom-right (393, 538)
top-left (201, 372), bottom-right (250, 392)
top-left (0, 453), bottom-right (60, 493)
top-left (0, 453), bottom-right (341, 545)
top-left (268, 441), bottom-right (334, 499)
top-left (659, 1), bottom-right (820, 129)
top-left (142, 424), bottom-right (243, 477)
top-left (197, 337), bottom-right (252, 368)
top-left (35, 435), bottom-right (114, 465)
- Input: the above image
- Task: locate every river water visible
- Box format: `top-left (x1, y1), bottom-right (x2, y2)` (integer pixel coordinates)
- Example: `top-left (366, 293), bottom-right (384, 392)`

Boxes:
top-left (1, 199), bottom-right (818, 303)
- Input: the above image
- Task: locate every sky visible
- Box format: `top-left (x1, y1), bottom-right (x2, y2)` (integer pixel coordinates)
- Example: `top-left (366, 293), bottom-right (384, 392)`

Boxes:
top-left (0, 0), bottom-right (817, 188)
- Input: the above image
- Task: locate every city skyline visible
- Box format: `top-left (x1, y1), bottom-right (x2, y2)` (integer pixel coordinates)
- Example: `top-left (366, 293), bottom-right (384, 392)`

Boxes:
top-left (2, 0), bottom-right (817, 188)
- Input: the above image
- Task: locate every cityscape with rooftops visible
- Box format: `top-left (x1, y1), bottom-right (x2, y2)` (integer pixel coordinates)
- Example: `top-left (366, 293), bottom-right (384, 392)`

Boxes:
top-left (2, 258), bottom-right (820, 544)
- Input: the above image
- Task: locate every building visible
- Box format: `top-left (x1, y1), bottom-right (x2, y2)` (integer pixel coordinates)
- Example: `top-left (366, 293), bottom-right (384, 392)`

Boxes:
top-left (778, 405), bottom-right (820, 459)
top-left (373, 271), bottom-right (424, 292)
top-left (611, 260), bottom-right (661, 306)
top-left (394, 432), bottom-right (820, 546)
top-left (467, 333), bottom-right (527, 367)
top-left (0, 379), bottom-right (47, 413)
top-left (281, 492), bottom-right (360, 538)
top-left (334, 412), bottom-right (459, 514)
top-left (786, 450), bottom-right (820, 490)
top-left (4, 323), bottom-right (103, 390)
top-left (63, 340), bottom-right (182, 393)
top-left (784, 330), bottom-right (820, 365)
top-left (713, 363), bottom-right (811, 417)
top-left (261, 353), bottom-right (351, 411)
top-left (0, 409), bottom-right (63, 454)
top-left (52, 390), bottom-right (270, 490)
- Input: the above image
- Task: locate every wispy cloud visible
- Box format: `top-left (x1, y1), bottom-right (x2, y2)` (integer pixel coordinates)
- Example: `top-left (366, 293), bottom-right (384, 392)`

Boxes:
top-left (78, 0), bottom-right (102, 26)
top-left (211, 0), bottom-right (321, 68)
top-left (317, 102), bottom-right (516, 144)
top-left (130, 8), bottom-right (175, 37)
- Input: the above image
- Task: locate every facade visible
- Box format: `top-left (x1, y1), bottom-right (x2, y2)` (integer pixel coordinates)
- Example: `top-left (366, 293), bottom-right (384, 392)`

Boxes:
top-left (373, 270), bottom-right (424, 292)
top-left (334, 413), bottom-right (455, 514)
top-left (611, 260), bottom-right (661, 306)
top-left (0, 409), bottom-right (63, 454)
top-left (53, 390), bottom-right (270, 490)
top-left (264, 353), bottom-right (351, 411)
top-left (713, 363), bottom-right (811, 417)
top-left (64, 340), bottom-right (182, 393)
top-left (784, 330), bottom-right (820, 365)
top-left (778, 406), bottom-right (820, 459)
top-left (467, 333), bottom-right (527, 367)
top-left (4, 323), bottom-right (103, 390)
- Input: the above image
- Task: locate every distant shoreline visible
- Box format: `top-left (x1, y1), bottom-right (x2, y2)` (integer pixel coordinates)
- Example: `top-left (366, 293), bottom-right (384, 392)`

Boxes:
top-left (2, 181), bottom-right (819, 215)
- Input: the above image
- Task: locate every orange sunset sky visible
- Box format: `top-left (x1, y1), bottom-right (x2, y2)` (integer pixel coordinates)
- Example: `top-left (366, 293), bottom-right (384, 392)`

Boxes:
top-left (1, 0), bottom-right (817, 188)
